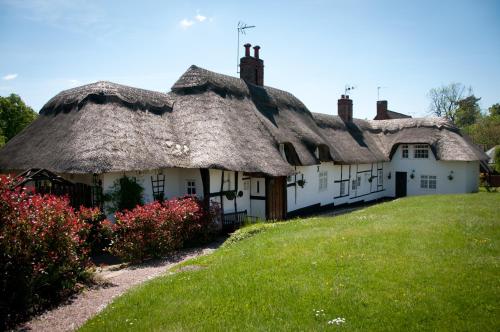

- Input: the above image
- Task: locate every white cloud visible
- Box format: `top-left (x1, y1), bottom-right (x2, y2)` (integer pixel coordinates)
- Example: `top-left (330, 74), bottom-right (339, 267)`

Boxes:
top-left (3, 74), bottom-right (18, 81)
top-left (180, 18), bottom-right (194, 29)
top-left (195, 14), bottom-right (206, 22)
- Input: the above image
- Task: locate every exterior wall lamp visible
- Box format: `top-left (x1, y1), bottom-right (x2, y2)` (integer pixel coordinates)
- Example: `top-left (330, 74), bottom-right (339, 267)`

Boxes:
top-left (410, 169), bottom-right (415, 179)
top-left (448, 170), bottom-right (454, 181)
top-left (387, 172), bottom-right (392, 180)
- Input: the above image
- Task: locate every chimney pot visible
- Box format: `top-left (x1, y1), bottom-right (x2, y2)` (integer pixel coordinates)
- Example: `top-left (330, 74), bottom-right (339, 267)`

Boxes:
top-left (253, 45), bottom-right (260, 59)
top-left (244, 43), bottom-right (251, 57)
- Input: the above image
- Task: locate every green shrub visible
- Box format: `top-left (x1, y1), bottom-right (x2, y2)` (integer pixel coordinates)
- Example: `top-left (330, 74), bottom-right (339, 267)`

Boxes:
top-left (104, 175), bottom-right (144, 214)
top-left (495, 146), bottom-right (500, 173)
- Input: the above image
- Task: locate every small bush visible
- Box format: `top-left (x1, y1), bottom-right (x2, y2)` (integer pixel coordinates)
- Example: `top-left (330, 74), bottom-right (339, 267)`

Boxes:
top-left (78, 206), bottom-right (113, 255)
top-left (495, 146), bottom-right (500, 173)
top-left (0, 175), bottom-right (91, 328)
top-left (222, 223), bottom-right (277, 247)
top-left (108, 197), bottom-right (219, 262)
top-left (104, 175), bottom-right (144, 214)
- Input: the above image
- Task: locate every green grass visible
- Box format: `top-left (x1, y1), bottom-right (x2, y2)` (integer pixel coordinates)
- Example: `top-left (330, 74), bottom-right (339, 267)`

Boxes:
top-left (81, 193), bottom-right (500, 331)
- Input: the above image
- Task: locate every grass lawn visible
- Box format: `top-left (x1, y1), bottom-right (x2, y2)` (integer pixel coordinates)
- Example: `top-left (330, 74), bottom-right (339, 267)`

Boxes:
top-left (81, 193), bottom-right (500, 331)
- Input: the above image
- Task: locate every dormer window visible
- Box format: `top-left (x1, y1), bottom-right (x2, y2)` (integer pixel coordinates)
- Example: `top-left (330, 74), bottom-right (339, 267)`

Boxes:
top-left (414, 144), bottom-right (429, 159)
top-left (402, 144), bottom-right (409, 158)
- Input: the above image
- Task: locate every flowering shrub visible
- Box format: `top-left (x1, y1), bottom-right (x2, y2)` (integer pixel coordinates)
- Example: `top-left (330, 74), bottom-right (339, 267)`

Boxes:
top-left (0, 175), bottom-right (91, 328)
top-left (108, 196), bottom-right (219, 262)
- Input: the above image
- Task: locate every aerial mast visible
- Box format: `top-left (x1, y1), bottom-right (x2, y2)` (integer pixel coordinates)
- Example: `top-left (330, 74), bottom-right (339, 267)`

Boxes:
top-left (236, 21), bottom-right (256, 74)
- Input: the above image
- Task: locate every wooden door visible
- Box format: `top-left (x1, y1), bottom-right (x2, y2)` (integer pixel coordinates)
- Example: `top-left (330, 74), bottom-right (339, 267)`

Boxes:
top-left (395, 172), bottom-right (407, 198)
top-left (266, 177), bottom-right (286, 220)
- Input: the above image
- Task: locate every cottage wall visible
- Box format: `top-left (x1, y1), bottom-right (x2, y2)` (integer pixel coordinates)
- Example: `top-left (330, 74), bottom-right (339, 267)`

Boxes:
top-left (390, 144), bottom-right (480, 195)
top-left (286, 162), bottom-right (390, 215)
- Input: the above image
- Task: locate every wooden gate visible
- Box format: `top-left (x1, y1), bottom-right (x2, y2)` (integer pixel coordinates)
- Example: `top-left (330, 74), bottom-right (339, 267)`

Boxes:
top-left (266, 176), bottom-right (286, 220)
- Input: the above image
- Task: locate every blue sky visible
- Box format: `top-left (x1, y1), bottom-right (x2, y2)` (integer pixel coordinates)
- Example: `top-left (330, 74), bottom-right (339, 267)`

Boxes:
top-left (0, 0), bottom-right (499, 119)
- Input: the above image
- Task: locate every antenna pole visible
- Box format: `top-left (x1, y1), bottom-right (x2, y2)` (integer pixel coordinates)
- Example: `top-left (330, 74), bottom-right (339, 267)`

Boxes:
top-left (236, 22), bottom-right (256, 74)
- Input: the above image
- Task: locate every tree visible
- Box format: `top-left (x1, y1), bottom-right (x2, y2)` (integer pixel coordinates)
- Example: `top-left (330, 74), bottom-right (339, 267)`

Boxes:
top-left (455, 95), bottom-right (482, 128)
top-left (0, 94), bottom-right (38, 146)
top-left (489, 103), bottom-right (500, 117)
top-left (428, 83), bottom-right (473, 122)
top-left (465, 114), bottom-right (500, 150)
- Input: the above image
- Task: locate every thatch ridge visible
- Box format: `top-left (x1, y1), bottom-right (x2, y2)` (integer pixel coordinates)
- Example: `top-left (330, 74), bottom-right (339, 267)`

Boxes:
top-left (41, 81), bottom-right (174, 115)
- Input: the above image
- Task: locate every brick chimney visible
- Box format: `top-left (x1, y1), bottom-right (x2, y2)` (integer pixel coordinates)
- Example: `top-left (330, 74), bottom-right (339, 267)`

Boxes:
top-left (375, 100), bottom-right (388, 120)
top-left (240, 43), bottom-right (264, 86)
top-left (338, 95), bottom-right (353, 122)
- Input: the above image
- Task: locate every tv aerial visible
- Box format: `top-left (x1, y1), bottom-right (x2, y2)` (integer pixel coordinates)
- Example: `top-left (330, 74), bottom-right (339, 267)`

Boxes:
top-left (344, 85), bottom-right (356, 95)
top-left (377, 86), bottom-right (388, 100)
top-left (236, 21), bottom-right (256, 74)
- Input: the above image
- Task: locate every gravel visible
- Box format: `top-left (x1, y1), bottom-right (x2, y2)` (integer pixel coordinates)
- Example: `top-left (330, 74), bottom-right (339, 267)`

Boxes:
top-left (17, 241), bottom-right (222, 332)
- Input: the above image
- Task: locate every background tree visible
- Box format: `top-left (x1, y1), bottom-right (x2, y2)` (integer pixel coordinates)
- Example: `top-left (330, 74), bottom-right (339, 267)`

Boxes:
top-left (464, 102), bottom-right (500, 150)
top-left (0, 94), bottom-right (38, 147)
top-left (489, 103), bottom-right (500, 117)
top-left (455, 95), bottom-right (482, 128)
top-left (428, 83), bottom-right (473, 122)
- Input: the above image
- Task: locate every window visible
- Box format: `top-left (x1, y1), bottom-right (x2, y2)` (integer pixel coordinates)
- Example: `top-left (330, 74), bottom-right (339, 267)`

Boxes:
top-left (402, 144), bottom-right (409, 158)
top-left (340, 181), bottom-right (346, 196)
top-left (319, 171), bottom-right (328, 192)
top-left (378, 170), bottom-right (383, 186)
top-left (256, 181), bottom-right (260, 193)
top-left (414, 144), bottom-right (429, 159)
top-left (420, 175), bottom-right (437, 190)
top-left (429, 176), bottom-right (437, 189)
top-left (352, 176), bottom-right (361, 190)
top-left (186, 180), bottom-right (196, 195)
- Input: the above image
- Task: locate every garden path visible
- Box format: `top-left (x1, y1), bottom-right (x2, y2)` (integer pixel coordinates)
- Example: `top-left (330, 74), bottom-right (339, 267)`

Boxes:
top-left (19, 240), bottom-right (223, 332)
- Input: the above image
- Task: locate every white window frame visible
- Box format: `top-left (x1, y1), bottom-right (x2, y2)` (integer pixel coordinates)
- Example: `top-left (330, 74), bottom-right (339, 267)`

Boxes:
top-left (420, 175), bottom-right (437, 190)
top-left (402, 144), bottom-right (409, 158)
top-left (340, 181), bottom-right (346, 196)
top-left (186, 180), bottom-right (196, 195)
top-left (414, 144), bottom-right (429, 159)
top-left (319, 171), bottom-right (328, 192)
top-left (378, 169), bottom-right (383, 186)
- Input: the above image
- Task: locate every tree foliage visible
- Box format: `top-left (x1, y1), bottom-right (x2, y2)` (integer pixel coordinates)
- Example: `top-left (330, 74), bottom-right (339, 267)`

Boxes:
top-left (0, 94), bottom-right (37, 147)
top-left (455, 95), bottom-right (482, 128)
top-left (463, 113), bottom-right (500, 150)
top-left (495, 146), bottom-right (500, 173)
top-left (489, 103), bottom-right (500, 117)
top-left (428, 83), bottom-right (473, 123)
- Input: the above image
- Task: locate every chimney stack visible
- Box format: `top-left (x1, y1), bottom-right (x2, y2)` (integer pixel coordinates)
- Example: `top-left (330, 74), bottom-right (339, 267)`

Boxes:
top-left (375, 100), bottom-right (388, 120)
top-left (338, 95), bottom-right (353, 122)
top-left (240, 44), bottom-right (264, 86)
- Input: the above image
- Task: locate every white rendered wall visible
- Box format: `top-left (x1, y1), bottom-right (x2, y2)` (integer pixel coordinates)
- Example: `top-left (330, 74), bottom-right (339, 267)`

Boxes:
top-left (208, 169), bottom-right (252, 217)
top-left (390, 144), bottom-right (480, 195)
top-left (287, 162), bottom-right (388, 214)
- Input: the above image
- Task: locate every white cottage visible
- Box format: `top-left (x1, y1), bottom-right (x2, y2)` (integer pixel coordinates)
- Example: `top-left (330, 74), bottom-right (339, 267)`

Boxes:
top-left (0, 44), bottom-right (487, 221)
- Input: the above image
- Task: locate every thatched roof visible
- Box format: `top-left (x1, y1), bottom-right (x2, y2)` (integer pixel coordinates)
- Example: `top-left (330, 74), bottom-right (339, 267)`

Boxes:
top-left (0, 66), bottom-right (488, 175)
top-left (386, 110), bottom-right (412, 119)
